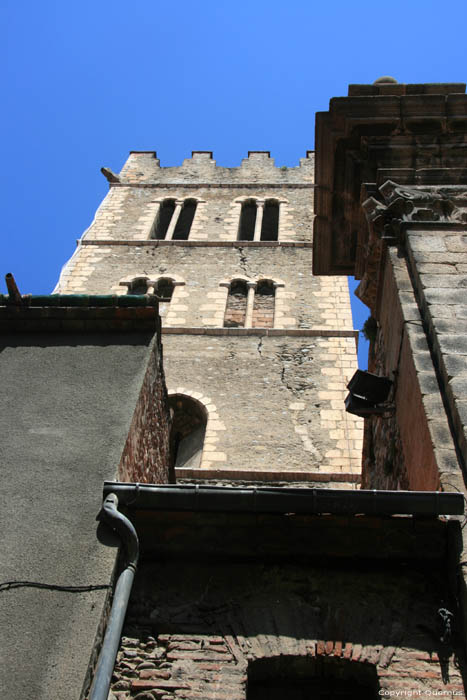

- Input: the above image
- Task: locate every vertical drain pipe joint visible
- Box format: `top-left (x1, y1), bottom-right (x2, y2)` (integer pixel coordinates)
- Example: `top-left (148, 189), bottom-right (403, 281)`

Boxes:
top-left (88, 493), bottom-right (139, 700)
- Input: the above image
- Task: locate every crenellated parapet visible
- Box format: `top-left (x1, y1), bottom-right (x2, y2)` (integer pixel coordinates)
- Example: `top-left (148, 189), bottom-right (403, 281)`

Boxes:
top-left (115, 149), bottom-right (314, 184)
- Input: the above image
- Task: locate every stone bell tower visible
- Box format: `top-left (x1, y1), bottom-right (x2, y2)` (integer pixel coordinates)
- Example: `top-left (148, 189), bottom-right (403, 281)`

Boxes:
top-left (56, 149), bottom-right (362, 484)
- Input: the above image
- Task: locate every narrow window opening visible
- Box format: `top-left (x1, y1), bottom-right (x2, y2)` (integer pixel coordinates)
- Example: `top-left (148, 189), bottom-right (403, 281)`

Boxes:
top-left (260, 199), bottom-right (279, 241)
top-left (156, 278), bottom-right (175, 301)
top-left (127, 278), bottom-right (148, 295)
top-left (155, 278), bottom-right (175, 318)
top-left (169, 395), bottom-right (207, 469)
top-left (224, 280), bottom-right (248, 327)
top-left (173, 199), bottom-right (197, 240)
top-left (154, 199), bottom-right (176, 239)
top-left (238, 200), bottom-right (257, 241)
top-left (252, 280), bottom-right (275, 328)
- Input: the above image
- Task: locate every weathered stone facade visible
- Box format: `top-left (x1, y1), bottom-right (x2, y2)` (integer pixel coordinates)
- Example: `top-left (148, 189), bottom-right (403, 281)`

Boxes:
top-left (57, 150), bottom-right (362, 483)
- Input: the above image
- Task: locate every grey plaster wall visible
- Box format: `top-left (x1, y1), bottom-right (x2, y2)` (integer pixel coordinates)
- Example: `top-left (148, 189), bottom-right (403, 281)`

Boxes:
top-left (0, 331), bottom-right (160, 700)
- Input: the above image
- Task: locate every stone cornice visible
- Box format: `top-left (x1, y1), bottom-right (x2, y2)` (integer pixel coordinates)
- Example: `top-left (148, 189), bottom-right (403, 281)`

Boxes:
top-left (109, 182), bottom-right (315, 189)
top-left (313, 83), bottom-right (467, 277)
top-left (80, 239), bottom-right (313, 248)
top-left (355, 179), bottom-right (467, 309)
top-left (162, 327), bottom-right (357, 339)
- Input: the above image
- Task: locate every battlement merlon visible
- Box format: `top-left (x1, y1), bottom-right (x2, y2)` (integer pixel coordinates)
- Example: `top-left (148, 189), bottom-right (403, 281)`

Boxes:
top-left (115, 150), bottom-right (314, 185)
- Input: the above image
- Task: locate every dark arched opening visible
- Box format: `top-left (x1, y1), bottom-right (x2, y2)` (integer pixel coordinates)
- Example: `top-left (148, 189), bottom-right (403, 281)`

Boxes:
top-left (238, 200), bottom-right (257, 241)
top-left (252, 279), bottom-right (275, 328)
top-left (156, 278), bottom-right (175, 301)
top-left (260, 199), bottom-right (279, 241)
top-left (155, 278), bottom-right (175, 318)
top-left (173, 199), bottom-right (197, 240)
top-left (154, 199), bottom-right (176, 239)
top-left (247, 656), bottom-right (379, 700)
top-left (169, 394), bottom-right (207, 470)
top-left (224, 280), bottom-right (248, 327)
top-left (127, 278), bottom-right (149, 295)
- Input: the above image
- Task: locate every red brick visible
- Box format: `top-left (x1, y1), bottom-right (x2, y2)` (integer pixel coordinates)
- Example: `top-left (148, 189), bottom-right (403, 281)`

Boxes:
top-left (131, 679), bottom-right (190, 691)
top-left (167, 652), bottom-right (233, 662)
top-left (139, 670), bottom-right (171, 680)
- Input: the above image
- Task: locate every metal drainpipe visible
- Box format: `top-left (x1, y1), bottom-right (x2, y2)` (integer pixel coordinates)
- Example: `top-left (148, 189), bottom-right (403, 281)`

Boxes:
top-left (88, 493), bottom-right (139, 700)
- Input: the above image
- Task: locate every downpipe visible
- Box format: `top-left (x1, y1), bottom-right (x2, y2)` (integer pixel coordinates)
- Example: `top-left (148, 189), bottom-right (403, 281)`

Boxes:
top-left (88, 493), bottom-right (139, 700)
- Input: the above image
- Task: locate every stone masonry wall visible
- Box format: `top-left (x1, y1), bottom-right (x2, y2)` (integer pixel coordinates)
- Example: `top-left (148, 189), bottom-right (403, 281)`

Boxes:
top-left (405, 229), bottom-right (467, 479)
top-left (163, 334), bottom-right (361, 475)
top-left (56, 151), bottom-right (362, 481)
top-left (118, 150), bottom-right (315, 184)
top-left (108, 560), bottom-right (465, 699)
top-left (77, 187), bottom-right (314, 244)
top-left (58, 246), bottom-right (352, 331)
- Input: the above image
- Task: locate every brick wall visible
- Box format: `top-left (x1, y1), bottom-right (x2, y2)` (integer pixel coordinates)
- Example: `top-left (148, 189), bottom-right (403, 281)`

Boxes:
top-left (108, 560), bottom-right (465, 699)
top-left (362, 251), bottom-right (447, 491)
top-left (118, 325), bottom-right (172, 483)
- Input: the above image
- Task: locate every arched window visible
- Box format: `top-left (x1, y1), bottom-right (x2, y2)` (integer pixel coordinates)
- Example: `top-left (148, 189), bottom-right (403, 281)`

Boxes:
top-left (126, 277), bottom-right (150, 295)
top-left (169, 394), bottom-right (207, 469)
top-left (252, 280), bottom-right (275, 328)
top-left (154, 199), bottom-right (176, 239)
top-left (152, 198), bottom-right (198, 240)
top-left (224, 280), bottom-right (248, 327)
top-left (238, 199), bottom-right (257, 241)
top-left (154, 277), bottom-right (175, 318)
top-left (173, 198), bottom-right (197, 240)
top-left (261, 199), bottom-right (279, 241)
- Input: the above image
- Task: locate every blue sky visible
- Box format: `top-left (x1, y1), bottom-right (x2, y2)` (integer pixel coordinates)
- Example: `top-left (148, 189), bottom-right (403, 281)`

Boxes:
top-left (3, 0), bottom-right (467, 367)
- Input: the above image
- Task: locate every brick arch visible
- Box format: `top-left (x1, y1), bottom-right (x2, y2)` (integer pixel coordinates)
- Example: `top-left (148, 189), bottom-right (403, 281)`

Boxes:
top-left (246, 653), bottom-right (379, 698)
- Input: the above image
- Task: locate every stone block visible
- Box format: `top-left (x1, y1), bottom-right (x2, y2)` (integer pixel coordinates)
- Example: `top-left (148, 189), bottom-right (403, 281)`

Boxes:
top-left (438, 334), bottom-right (467, 355)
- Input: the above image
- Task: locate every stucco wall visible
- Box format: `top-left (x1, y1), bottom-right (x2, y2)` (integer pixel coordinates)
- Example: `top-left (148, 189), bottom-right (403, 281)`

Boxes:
top-left (0, 329), bottom-right (170, 700)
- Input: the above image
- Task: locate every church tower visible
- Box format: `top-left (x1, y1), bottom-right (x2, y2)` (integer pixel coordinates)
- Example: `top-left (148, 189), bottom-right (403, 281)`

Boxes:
top-left (56, 149), bottom-right (362, 485)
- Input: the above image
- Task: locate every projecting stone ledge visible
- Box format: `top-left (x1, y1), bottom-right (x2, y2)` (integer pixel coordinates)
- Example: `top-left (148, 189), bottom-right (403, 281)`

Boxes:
top-left (313, 81), bottom-right (467, 276)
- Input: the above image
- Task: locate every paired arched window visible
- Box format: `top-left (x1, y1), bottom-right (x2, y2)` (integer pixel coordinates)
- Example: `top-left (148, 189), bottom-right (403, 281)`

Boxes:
top-left (223, 278), bottom-right (277, 328)
top-left (152, 198), bottom-right (198, 240)
top-left (119, 275), bottom-right (184, 320)
top-left (238, 199), bottom-right (280, 242)
top-left (169, 394), bottom-right (207, 469)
